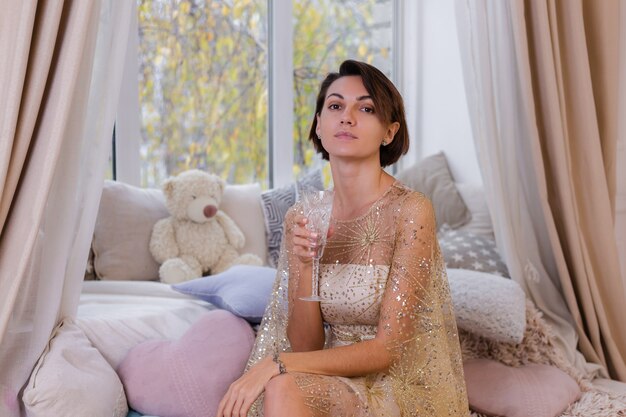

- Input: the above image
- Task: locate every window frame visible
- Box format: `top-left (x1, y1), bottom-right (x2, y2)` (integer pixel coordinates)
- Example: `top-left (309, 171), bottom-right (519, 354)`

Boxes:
top-left (114, 0), bottom-right (418, 187)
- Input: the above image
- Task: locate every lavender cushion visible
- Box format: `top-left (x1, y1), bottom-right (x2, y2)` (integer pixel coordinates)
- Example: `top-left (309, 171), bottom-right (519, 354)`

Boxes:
top-left (117, 310), bottom-right (255, 417)
top-left (172, 265), bottom-right (276, 324)
top-left (464, 359), bottom-right (581, 417)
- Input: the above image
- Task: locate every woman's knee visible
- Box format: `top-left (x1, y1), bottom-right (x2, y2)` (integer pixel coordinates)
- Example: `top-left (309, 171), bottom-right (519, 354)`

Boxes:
top-left (264, 373), bottom-right (309, 416)
top-left (265, 374), bottom-right (296, 401)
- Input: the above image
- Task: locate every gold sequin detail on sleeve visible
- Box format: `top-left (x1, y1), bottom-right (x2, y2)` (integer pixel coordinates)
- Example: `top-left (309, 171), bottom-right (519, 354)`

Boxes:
top-left (246, 182), bottom-right (469, 416)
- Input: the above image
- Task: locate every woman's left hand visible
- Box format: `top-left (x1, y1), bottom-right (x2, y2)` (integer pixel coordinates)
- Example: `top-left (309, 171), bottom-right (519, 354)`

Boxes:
top-left (216, 355), bottom-right (279, 417)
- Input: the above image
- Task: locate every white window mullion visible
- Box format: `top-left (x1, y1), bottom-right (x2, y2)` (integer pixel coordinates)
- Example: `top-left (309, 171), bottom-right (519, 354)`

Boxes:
top-left (396, 0), bottom-right (421, 170)
top-left (269, 0), bottom-right (294, 188)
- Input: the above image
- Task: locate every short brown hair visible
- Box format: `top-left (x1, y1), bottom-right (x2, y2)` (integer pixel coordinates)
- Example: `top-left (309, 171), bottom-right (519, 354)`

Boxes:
top-left (308, 60), bottom-right (409, 167)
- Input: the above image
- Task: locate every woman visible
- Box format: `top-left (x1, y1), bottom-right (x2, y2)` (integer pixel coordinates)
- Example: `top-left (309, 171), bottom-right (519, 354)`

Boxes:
top-left (217, 60), bottom-right (468, 416)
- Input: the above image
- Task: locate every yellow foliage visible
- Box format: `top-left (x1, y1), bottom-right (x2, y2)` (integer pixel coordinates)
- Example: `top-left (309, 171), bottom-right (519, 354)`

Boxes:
top-left (322, 163), bottom-right (332, 188)
top-left (358, 44), bottom-right (368, 57)
top-left (304, 148), bottom-right (315, 166)
top-left (233, 4), bottom-right (243, 19)
top-left (293, 165), bottom-right (302, 179)
top-left (180, 1), bottom-right (190, 15)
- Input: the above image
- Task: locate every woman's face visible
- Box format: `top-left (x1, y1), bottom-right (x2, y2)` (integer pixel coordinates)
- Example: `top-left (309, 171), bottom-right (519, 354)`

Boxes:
top-left (316, 75), bottom-right (397, 164)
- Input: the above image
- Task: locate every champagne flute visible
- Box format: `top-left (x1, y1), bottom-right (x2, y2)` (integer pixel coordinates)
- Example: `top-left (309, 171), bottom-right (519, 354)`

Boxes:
top-left (298, 189), bottom-right (334, 301)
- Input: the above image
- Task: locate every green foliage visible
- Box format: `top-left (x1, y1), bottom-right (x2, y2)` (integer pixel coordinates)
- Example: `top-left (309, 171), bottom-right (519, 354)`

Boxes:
top-left (137, 0), bottom-right (391, 188)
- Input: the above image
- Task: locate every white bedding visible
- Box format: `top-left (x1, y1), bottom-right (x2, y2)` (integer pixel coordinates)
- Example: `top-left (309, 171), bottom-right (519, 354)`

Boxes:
top-left (77, 280), bottom-right (214, 369)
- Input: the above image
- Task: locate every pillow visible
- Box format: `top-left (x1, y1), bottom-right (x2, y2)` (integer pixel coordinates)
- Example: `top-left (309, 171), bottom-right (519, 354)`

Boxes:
top-left (118, 310), bottom-right (255, 417)
top-left (77, 280), bottom-right (214, 369)
top-left (439, 228), bottom-right (510, 277)
top-left (261, 169), bottom-right (323, 267)
top-left (93, 180), bottom-right (267, 280)
top-left (218, 183), bottom-right (267, 264)
top-left (93, 180), bottom-right (168, 280)
top-left (455, 182), bottom-right (495, 238)
top-left (127, 412), bottom-right (160, 417)
top-left (463, 359), bottom-right (581, 417)
top-left (447, 268), bottom-right (526, 343)
top-left (397, 152), bottom-right (471, 230)
top-left (23, 320), bottom-right (128, 417)
top-left (172, 265), bottom-right (277, 324)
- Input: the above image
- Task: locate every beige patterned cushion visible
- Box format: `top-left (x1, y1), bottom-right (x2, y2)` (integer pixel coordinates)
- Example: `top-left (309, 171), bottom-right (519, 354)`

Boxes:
top-left (439, 228), bottom-right (509, 277)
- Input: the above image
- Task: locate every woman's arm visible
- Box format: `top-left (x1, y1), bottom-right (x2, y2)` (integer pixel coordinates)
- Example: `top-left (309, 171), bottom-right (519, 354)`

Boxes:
top-left (285, 207), bottom-right (326, 351)
top-left (280, 337), bottom-right (391, 376)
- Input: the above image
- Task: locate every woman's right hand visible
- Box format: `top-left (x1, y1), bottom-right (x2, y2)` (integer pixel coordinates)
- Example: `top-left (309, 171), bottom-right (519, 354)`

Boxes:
top-left (216, 356), bottom-right (279, 417)
top-left (291, 214), bottom-right (334, 264)
top-left (291, 214), bottom-right (317, 264)
top-left (287, 213), bottom-right (329, 350)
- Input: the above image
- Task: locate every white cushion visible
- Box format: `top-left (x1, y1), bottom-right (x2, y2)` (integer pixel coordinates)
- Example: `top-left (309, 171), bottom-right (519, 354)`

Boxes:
top-left (447, 268), bottom-right (526, 343)
top-left (77, 280), bottom-right (214, 369)
top-left (23, 320), bottom-right (128, 417)
top-left (455, 182), bottom-right (495, 238)
top-left (220, 183), bottom-right (267, 265)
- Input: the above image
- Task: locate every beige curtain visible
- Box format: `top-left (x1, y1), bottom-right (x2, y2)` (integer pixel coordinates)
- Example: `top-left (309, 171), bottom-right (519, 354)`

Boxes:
top-left (455, 0), bottom-right (626, 381)
top-left (0, 1), bottom-right (132, 414)
top-left (522, 0), bottom-right (625, 380)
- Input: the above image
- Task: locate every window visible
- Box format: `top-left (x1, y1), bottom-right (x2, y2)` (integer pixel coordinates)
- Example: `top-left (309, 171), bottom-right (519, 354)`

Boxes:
top-left (119, 0), bottom-right (401, 188)
top-left (137, 0), bottom-right (268, 187)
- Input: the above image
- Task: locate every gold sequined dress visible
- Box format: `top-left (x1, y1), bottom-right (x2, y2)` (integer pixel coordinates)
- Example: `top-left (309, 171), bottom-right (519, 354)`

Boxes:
top-left (247, 182), bottom-right (469, 416)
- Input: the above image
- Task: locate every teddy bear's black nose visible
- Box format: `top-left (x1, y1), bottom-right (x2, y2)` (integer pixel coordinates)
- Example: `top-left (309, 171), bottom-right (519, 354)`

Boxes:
top-left (203, 205), bottom-right (217, 218)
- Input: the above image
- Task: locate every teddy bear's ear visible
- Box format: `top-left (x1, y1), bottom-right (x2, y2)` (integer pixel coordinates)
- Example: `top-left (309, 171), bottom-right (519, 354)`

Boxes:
top-left (216, 176), bottom-right (225, 194)
top-left (162, 177), bottom-right (175, 198)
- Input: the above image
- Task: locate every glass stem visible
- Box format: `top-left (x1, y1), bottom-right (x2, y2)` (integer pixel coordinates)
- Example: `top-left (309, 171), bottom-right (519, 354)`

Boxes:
top-left (311, 258), bottom-right (320, 298)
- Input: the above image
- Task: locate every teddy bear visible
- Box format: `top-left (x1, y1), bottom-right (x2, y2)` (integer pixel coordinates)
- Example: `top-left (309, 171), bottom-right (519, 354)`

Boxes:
top-left (149, 169), bottom-right (263, 284)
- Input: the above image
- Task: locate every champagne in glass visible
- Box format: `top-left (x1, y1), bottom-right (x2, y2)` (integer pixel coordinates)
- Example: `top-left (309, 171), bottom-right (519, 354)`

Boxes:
top-left (298, 189), bottom-right (333, 301)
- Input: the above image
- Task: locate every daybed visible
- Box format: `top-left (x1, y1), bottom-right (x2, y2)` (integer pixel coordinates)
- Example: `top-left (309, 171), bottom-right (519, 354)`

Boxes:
top-left (21, 154), bottom-right (626, 417)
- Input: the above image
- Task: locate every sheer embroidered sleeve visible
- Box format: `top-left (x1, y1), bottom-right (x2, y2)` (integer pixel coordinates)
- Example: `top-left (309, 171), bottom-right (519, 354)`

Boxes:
top-left (378, 192), bottom-right (469, 415)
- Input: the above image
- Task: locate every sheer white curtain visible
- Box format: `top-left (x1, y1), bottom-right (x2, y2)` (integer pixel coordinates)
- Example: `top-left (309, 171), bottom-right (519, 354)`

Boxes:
top-left (454, 0), bottom-right (622, 380)
top-left (0, 2), bottom-right (132, 415)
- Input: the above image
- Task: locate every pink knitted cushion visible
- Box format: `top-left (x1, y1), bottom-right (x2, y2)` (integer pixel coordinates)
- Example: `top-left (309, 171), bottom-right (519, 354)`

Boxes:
top-left (464, 358), bottom-right (581, 417)
top-left (118, 310), bottom-right (255, 417)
